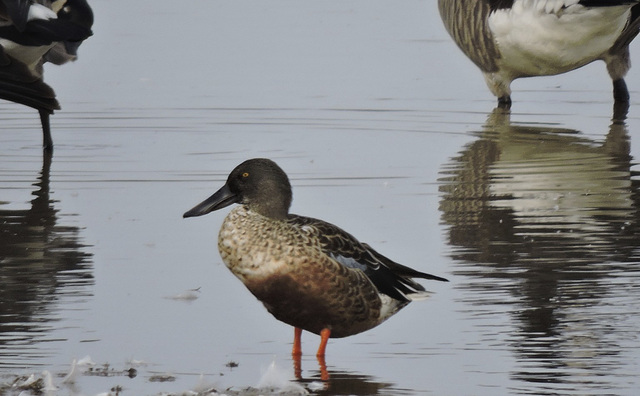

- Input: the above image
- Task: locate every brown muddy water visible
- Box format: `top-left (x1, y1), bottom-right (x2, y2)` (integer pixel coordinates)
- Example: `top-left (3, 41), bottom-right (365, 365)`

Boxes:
top-left (1, 1), bottom-right (640, 395)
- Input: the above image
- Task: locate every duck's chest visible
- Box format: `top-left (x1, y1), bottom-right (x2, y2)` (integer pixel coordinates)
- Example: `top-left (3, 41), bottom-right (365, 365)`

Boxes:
top-left (217, 207), bottom-right (310, 282)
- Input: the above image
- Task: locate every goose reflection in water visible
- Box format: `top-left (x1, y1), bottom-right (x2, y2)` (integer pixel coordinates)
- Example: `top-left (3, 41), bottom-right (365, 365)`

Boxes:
top-left (439, 103), bottom-right (640, 391)
top-left (0, 153), bottom-right (93, 369)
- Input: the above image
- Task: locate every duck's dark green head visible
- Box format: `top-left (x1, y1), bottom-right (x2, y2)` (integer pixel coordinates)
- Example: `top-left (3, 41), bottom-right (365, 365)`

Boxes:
top-left (183, 158), bottom-right (292, 220)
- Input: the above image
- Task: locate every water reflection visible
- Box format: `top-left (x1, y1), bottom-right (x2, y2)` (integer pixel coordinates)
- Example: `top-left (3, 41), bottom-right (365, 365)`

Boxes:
top-left (0, 153), bottom-right (93, 369)
top-left (295, 362), bottom-right (398, 395)
top-left (439, 104), bottom-right (640, 393)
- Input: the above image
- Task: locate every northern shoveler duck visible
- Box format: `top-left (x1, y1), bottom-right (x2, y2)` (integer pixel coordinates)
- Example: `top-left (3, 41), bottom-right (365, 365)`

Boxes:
top-left (0, 0), bottom-right (93, 151)
top-left (184, 158), bottom-right (448, 359)
top-left (438, 0), bottom-right (640, 106)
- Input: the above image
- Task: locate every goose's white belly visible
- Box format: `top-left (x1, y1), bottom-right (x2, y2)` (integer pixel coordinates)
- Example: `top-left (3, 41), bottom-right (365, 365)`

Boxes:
top-left (488, 1), bottom-right (631, 77)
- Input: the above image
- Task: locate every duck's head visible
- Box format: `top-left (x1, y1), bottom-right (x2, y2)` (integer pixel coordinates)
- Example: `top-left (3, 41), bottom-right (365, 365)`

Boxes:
top-left (183, 158), bottom-right (292, 220)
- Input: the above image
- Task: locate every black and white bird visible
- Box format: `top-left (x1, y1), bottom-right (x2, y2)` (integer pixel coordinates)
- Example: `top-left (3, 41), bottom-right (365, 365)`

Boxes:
top-left (0, 0), bottom-right (93, 151)
top-left (438, 0), bottom-right (640, 106)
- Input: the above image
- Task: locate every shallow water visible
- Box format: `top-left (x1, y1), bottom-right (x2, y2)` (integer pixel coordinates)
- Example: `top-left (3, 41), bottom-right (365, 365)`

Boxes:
top-left (1, 1), bottom-right (640, 395)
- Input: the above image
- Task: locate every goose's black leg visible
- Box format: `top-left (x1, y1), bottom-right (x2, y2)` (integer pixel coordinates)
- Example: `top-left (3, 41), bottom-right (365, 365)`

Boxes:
top-left (497, 95), bottom-right (512, 109)
top-left (39, 109), bottom-right (53, 152)
top-left (613, 78), bottom-right (630, 103)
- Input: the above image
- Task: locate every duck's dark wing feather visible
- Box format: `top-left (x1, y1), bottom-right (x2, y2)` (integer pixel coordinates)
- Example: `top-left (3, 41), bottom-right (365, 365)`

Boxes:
top-left (360, 242), bottom-right (449, 283)
top-left (289, 215), bottom-right (448, 302)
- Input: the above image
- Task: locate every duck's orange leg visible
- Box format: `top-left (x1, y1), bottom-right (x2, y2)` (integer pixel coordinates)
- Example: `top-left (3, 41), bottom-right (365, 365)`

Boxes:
top-left (292, 327), bottom-right (303, 356)
top-left (316, 328), bottom-right (331, 357)
top-left (316, 328), bottom-right (331, 381)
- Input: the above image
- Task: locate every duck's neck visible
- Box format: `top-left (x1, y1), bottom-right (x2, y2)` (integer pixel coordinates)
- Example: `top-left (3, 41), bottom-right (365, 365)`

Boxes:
top-left (246, 202), bottom-right (289, 221)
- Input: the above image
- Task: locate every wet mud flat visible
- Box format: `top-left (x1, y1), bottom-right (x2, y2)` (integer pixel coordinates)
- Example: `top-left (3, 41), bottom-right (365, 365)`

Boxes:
top-left (0, 357), bottom-right (371, 395)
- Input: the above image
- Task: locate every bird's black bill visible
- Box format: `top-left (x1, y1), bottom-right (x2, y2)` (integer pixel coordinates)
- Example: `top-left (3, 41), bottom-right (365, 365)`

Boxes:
top-left (183, 183), bottom-right (237, 218)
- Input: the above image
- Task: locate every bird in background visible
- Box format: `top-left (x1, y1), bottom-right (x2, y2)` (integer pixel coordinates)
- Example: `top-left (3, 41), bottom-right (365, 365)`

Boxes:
top-left (438, 0), bottom-right (640, 107)
top-left (184, 158), bottom-right (448, 379)
top-left (0, 0), bottom-right (93, 152)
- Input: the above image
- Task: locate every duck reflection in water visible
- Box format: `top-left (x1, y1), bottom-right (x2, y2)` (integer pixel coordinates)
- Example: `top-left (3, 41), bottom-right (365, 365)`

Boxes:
top-left (439, 102), bottom-right (640, 390)
top-left (0, 153), bottom-right (93, 368)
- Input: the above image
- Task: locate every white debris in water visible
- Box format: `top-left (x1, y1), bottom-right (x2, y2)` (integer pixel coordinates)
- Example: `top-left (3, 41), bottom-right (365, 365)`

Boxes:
top-left (41, 370), bottom-right (57, 392)
top-left (77, 355), bottom-right (96, 367)
top-left (257, 360), bottom-right (308, 395)
top-left (15, 373), bottom-right (37, 388)
top-left (192, 373), bottom-right (219, 393)
top-left (63, 355), bottom-right (97, 384)
top-left (165, 287), bottom-right (201, 301)
top-left (61, 359), bottom-right (79, 384)
top-left (307, 381), bottom-right (325, 392)
top-left (125, 357), bottom-right (149, 367)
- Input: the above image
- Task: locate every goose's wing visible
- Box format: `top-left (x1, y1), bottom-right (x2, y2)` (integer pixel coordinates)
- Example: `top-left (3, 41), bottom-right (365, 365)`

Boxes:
top-left (611, 2), bottom-right (640, 52)
top-left (438, 0), bottom-right (501, 73)
top-left (0, 45), bottom-right (58, 112)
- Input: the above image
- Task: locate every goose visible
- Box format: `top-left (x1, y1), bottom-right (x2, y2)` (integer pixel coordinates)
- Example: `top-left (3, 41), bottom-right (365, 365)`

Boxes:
top-left (438, 0), bottom-right (640, 106)
top-left (0, 0), bottom-right (93, 151)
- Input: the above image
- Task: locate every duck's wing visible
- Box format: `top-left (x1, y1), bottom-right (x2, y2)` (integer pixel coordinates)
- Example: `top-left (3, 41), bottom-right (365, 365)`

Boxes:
top-left (289, 215), bottom-right (448, 302)
top-left (360, 242), bottom-right (449, 283)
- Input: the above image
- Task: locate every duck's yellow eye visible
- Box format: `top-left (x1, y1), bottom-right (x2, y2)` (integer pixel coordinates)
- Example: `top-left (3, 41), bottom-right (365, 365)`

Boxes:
top-left (242, 172), bottom-right (249, 178)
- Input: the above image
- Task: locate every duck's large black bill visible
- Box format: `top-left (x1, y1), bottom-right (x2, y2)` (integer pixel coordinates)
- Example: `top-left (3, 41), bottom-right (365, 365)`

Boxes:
top-left (183, 183), bottom-right (237, 218)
